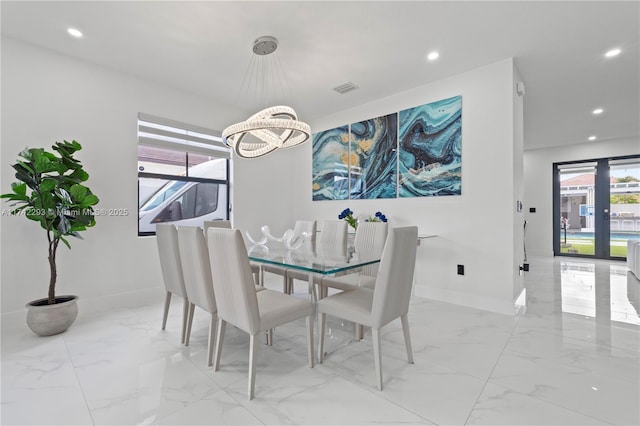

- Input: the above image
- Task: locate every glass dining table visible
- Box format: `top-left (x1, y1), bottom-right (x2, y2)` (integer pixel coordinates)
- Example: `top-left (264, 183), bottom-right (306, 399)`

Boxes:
top-left (247, 241), bottom-right (381, 301)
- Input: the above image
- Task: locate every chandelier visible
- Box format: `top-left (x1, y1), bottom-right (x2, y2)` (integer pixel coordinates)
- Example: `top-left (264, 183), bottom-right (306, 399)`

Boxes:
top-left (222, 36), bottom-right (311, 159)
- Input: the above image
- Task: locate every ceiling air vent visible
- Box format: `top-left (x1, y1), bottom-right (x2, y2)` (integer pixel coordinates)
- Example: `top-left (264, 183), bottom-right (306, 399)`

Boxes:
top-left (333, 81), bottom-right (358, 94)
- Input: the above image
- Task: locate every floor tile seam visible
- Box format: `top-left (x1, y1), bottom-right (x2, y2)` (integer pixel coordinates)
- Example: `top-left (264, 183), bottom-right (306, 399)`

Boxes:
top-left (312, 362), bottom-right (439, 425)
top-left (62, 334), bottom-right (97, 426)
top-left (69, 330), bottom-right (226, 424)
top-left (462, 309), bottom-right (526, 425)
top-left (151, 386), bottom-right (266, 426)
top-left (480, 378), bottom-right (618, 426)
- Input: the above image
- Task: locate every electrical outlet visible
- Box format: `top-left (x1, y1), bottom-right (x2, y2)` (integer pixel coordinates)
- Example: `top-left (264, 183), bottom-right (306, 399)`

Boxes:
top-left (529, 207), bottom-right (536, 213)
top-left (457, 264), bottom-right (464, 275)
top-left (523, 263), bottom-right (530, 271)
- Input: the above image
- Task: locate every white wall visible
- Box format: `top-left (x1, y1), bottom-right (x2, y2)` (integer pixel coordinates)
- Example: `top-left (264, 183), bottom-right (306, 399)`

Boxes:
top-left (524, 138), bottom-right (639, 257)
top-left (0, 37), bottom-right (289, 314)
top-left (293, 59), bottom-right (524, 315)
top-left (1, 37), bottom-right (525, 317)
top-left (231, 146), bottom-right (298, 239)
top-left (512, 67), bottom-right (526, 301)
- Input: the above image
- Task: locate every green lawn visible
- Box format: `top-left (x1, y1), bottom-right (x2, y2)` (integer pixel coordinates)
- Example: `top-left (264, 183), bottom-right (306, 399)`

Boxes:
top-left (560, 239), bottom-right (628, 257)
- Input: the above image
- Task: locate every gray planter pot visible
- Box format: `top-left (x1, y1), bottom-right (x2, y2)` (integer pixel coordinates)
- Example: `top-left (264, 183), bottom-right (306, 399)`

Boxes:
top-left (26, 295), bottom-right (79, 336)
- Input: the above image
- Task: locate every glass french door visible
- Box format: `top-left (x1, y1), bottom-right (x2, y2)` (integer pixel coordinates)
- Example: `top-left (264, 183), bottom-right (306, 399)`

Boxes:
top-left (554, 156), bottom-right (640, 259)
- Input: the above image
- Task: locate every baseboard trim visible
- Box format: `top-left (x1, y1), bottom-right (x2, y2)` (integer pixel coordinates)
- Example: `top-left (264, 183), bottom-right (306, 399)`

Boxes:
top-left (414, 286), bottom-right (517, 316)
top-left (2, 287), bottom-right (164, 333)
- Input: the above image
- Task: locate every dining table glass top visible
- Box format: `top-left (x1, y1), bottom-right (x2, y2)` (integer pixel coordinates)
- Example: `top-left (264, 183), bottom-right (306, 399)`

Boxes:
top-left (247, 241), bottom-right (381, 275)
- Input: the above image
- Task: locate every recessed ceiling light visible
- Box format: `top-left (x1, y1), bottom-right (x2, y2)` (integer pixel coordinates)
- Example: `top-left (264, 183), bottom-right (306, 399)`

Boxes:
top-left (592, 108), bottom-right (604, 115)
top-left (427, 51), bottom-right (439, 61)
top-left (67, 28), bottom-right (83, 38)
top-left (588, 135), bottom-right (597, 141)
top-left (605, 48), bottom-right (621, 58)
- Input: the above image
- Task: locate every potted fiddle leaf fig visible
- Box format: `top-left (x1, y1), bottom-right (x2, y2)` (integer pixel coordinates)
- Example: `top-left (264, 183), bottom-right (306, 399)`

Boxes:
top-left (1, 140), bottom-right (99, 336)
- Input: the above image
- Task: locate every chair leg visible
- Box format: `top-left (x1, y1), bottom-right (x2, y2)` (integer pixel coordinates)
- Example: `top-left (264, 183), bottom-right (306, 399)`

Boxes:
top-left (355, 323), bottom-right (364, 341)
top-left (213, 318), bottom-right (226, 372)
top-left (401, 314), bottom-right (414, 364)
top-left (311, 277), bottom-right (319, 302)
top-left (318, 313), bottom-right (326, 363)
top-left (319, 283), bottom-right (328, 299)
top-left (207, 313), bottom-right (217, 367)
top-left (185, 303), bottom-right (196, 346)
top-left (181, 298), bottom-right (189, 344)
top-left (372, 328), bottom-right (383, 391)
top-left (162, 291), bottom-right (171, 331)
top-left (307, 314), bottom-right (314, 368)
top-left (248, 334), bottom-right (258, 400)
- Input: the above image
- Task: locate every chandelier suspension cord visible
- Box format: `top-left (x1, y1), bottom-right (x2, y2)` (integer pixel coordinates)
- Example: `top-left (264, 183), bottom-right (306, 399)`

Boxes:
top-left (222, 35), bottom-right (311, 159)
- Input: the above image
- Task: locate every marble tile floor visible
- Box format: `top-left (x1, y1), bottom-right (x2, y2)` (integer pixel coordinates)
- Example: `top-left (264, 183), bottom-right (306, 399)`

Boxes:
top-left (2, 256), bottom-right (639, 425)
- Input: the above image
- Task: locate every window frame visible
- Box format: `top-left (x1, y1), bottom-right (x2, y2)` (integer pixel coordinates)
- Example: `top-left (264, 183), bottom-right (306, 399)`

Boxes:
top-left (137, 114), bottom-right (231, 237)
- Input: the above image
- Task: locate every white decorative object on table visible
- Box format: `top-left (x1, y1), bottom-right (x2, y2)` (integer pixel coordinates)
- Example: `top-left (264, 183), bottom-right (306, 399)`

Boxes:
top-left (246, 225), bottom-right (311, 250)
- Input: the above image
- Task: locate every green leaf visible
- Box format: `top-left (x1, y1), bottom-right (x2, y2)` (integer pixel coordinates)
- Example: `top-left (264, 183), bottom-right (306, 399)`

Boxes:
top-left (39, 179), bottom-right (57, 192)
top-left (0, 193), bottom-right (29, 202)
top-left (58, 235), bottom-right (71, 249)
top-left (55, 188), bottom-right (72, 205)
top-left (18, 148), bottom-right (33, 161)
top-left (74, 214), bottom-right (94, 226)
top-left (9, 205), bottom-right (28, 215)
top-left (15, 160), bottom-right (34, 175)
top-left (13, 164), bottom-right (37, 188)
top-left (56, 215), bottom-right (70, 235)
top-left (25, 212), bottom-right (45, 223)
top-left (81, 194), bottom-right (99, 206)
top-left (32, 149), bottom-right (53, 174)
top-left (12, 182), bottom-right (27, 196)
top-left (69, 184), bottom-right (87, 201)
top-left (4, 141), bottom-right (98, 257)
top-left (69, 168), bottom-right (89, 182)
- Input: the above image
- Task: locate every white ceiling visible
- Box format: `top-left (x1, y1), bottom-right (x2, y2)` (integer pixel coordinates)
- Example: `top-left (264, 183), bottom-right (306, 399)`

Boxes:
top-left (1, 1), bottom-right (638, 151)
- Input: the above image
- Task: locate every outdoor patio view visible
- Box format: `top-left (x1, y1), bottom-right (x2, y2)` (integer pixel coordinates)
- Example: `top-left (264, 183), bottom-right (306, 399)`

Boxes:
top-left (559, 160), bottom-right (640, 258)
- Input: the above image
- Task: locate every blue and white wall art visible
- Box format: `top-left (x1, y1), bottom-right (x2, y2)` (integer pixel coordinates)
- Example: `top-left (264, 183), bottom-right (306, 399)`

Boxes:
top-left (349, 113), bottom-right (398, 199)
top-left (312, 95), bottom-right (462, 200)
top-left (312, 125), bottom-right (350, 201)
top-left (398, 95), bottom-right (462, 197)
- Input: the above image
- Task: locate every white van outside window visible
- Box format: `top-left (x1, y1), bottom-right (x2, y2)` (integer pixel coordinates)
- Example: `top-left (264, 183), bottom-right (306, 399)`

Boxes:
top-left (137, 114), bottom-right (230, 236)
top-left (138, 159), bottom-right (229, 234)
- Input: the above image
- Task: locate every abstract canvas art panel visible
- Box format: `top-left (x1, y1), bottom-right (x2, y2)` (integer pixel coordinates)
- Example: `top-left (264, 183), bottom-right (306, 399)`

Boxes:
top-left (349, 113), bottom-right (398, 199)
top-left (398, 95), bottom-right (462, 197)
top-left (312, 125), bottom-right (350, 200)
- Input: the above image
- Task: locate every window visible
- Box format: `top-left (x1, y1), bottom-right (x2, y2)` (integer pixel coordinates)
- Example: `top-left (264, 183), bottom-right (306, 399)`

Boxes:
top-left (554, 155), bottom-right (639, 259)
top-left (137, 113), bottom-right (230, 236)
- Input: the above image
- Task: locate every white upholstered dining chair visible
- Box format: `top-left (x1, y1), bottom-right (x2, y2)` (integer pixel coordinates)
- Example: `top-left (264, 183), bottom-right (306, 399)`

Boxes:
top-left (285, 220), bottom-right (348, 294)
top-left (176, 226), bottom-right (218, 367)
top-left (155, 223), bottom-right (189, 344)
top-left (204, 219), bottom-right (231, 230)
top-left (319, 221), bottom-right (389, 340)
top-left (207, 228), bottom-right (315, 400)
top-left (204, 219), bottom-right (261, 285)
top-left (317, 226), bottom-right (418, 391)
top-left (320, 221), bottom-right (388, 292)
